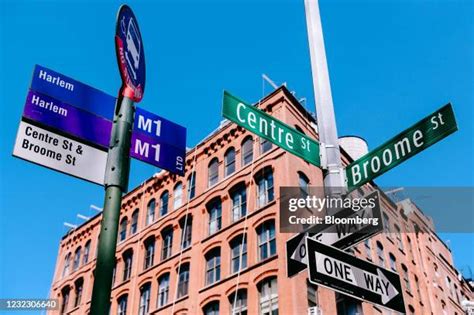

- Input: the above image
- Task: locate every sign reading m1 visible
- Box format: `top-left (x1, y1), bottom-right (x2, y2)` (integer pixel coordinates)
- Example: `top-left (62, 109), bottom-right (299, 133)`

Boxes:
top-left (346, 104), bottom-right (457, 191)
top-left (222, 91), bottom-right (320, 167)
top-left (306, 238), bottom-right (406, 314)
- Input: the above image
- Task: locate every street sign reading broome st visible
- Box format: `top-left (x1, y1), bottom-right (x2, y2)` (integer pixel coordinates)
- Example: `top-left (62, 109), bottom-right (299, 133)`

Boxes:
top-left (306, 238), bottom-right (406, 314)
top-left (222, 91), bottom-right (320, 166)
top-left (346, 104), bottom-right (457, 191)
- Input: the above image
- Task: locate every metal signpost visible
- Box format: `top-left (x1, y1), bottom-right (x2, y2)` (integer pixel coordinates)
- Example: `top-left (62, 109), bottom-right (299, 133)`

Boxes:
top-left (346, 104), bottom-right (457, 191)
top-left (306, 237), bottom-right (406, 314)
top-left (90, 5), bottom-right (145, 315)
top-left (286, 190), bottom-right (383, 277)
top-left (222, 91), bottom-right (321, 167)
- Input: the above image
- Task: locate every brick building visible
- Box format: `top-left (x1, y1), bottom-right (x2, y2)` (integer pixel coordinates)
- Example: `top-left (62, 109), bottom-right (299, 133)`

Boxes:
top-left (49, 86), bottom-right (473, 315)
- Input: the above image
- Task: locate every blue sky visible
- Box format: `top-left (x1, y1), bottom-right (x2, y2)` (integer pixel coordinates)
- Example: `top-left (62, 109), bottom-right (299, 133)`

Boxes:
top-left (1, 0), bottom-right (473, 303)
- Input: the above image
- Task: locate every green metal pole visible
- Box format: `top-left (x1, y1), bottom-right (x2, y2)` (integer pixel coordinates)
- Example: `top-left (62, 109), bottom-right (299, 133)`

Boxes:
top-left (90, 96), bottom-right (134, 315)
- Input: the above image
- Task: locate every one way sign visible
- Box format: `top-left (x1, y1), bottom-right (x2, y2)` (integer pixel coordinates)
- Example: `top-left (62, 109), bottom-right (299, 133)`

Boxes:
top-left (306, 237), bottom-right (406, 314)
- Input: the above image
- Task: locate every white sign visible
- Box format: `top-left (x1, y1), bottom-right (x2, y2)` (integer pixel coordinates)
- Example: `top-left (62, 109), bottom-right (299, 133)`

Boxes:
top-left (13, 121), bottom-right (107, 185)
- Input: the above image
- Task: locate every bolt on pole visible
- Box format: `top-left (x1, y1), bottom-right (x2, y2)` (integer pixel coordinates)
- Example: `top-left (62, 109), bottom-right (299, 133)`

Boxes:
top-left (90, 96), bottom-right (135, 315)
top-left (304, 0), bottom-right (346, 206)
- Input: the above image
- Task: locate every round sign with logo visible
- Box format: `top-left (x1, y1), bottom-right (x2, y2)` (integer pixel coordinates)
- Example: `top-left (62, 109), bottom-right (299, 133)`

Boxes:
top-left (115, 5), bottom-right (146, 102)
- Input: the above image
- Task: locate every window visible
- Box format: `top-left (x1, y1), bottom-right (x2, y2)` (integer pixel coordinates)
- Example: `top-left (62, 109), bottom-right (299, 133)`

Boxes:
top-left (256, 168), bottom-right (274, 207)
top-left (260, 137), bottom-right (272, 155)
top-left (298, 172), bottom-right (310, 197)
top-left (230, 235), bottom-right (247, 273)
top-left (177, 264), bottom-right (190, 298)
top-left (138, 283), bottom-right (151, 315)
top-left (441, 300), bottom-right (447, 315)
top-left (73, 247), bottom-right (81, 271)
top-left (208, 158), bottom-right (219, 187)
top-left (395, 224), bottom-right (404, 251)
top-left (415, 275), bottom-right (422, 302)
top-left (161, 227), bottom-right (173, 260)
top-left (389, 253), bottom-right (397, 271)
top-left (159, 191), bottom-right (169, 217)
top-left (259, 277), bottom-right (278, 315)
top-left (257, 220), bottom-right (276, 261)
top-left (60, 286), bottom-right (70, 314)
top-left (122, 249), bottom-right (133, 281)
top-left (130, 209), bottom-right (139, 235)
top-left (408, 305), bottom-right (415, 315)
top-left (174, 183), bottom-right (183, 210)
top-left (241, 137), bottom-right (253, 166)
top-left (205, 248), bottom-right (221, 285)
top-left (376, 241), bottom-right (385, 267)
top-left (407, 236), bottom-right (414, 260)
top-left (117, 294), bottom-right (128, 315)
top-left (231, 184), bottom-right (247, 222)
top-left (382, 212), bottom-right (390, 233)
top-left (336, 294), bottom-right (362, 315)
top-left (143, 237), bottom-right (155, 270)
top-left (230, 290), bottom-right (247, 315)
top-left (83, 241), bottom-right (91, 265)
top-left (119, 217), bottom-right (128, 242)
top-left (62, 253), bottom-right (71, 277)
top-left (146, 199), bottom-right (155, 226)
top-left (364, 239), bottom-right (372, 260)
top-left (187, 172), bottom-right (196, 199)
top-left (402, 264), bottom-right (411, 293)
top-left (180, 215), bottom-right (192, 249)
top-left (112, 261), bottom-right (117, 285)
top-left (307, 281), bottom-right (317, 308)
top-left (225, 148), bottom-right (236, 177)
top-left (157, 273), bottom-right (170, 307)
top-left (203, 301), bottom-right (220, 315)
top-left (74, 278), bottom-right (83, 307)
top-left (208, 199), bottom-right (222, 235)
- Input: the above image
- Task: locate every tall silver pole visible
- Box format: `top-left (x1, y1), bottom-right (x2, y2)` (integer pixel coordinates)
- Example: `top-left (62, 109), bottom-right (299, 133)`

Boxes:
top-left (304, 0), bottom-right (346, 200)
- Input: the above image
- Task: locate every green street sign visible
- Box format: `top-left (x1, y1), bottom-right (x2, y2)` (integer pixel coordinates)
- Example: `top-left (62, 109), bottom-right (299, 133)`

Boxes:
top-left (222, 91), bottom-right (320, 167)
top-left (346, 103), bottom-right (457, 191)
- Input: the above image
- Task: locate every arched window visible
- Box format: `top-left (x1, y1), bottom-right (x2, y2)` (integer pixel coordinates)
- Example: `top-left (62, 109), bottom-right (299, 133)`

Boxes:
top-left (74, 278), bottom-right (83, 307)
top-left (159, 191), bottom-right (169, 217)
top-left (203, 301), bottom-right (219, 315)
top-left (205, 248), bottom-right (221, 285)
top-left (122, 249), bottom-right (133, 281)
top-left (364, 239), bottom-right (372, 260)
top-left (173, 183), bottom-right (183, 210)
top-left (258, 277), bottom-right (278, 315)
top-left (157, 273), bottom-right (170, 307)
top-left (60, 286), bottom-right (70, 314)
top-left (389, 252), bottom-right (397, 271)
top-left (161, 226), bottom-right (173, 260)
top-left (402, 264), bottom-right (411, 293)
top-left (230, 183), bottom-right (247, 222)
top-left (119, 217), bottom-right (128, 242)
top-left (230, 234), bottom-right (247, 273)
top-left (177, 263), bottom-right (190, 298)
top-left (82, 240), bottom-right (91, 265)
top-left (395, 224), bottom-right (404, 251)
top-left (146, 199), bottom-right (155, 226)
top-left (298, 172), bottom-right (310, 197)
top-left (225, 147), bottom-right (236, 177)
top-left (255, 167), bottom-right (274, 208)
top-left (257, 220), bottom-right (276, 261)
top-left (117, 294), bottom-right (128, 315)
top-left (241, 136), bottom-right (253, 166)
top-left (143, 236), bottom-right (155, 270)
top-left (229, 289), bottom-right (247, 315)
top-left (62, 253), bottom-right (71, 278)
top-left (187, 172), bottom-right (196, 199)
top-left (376, 241), bottom-right (385, 267)
top-left (260, 137), bottom-right (272, 154)
top-left (207, 198), bottom-right (222, 235)
top-left (208, 158), bottom-right (219, 187)
top-left (138, 282), bottom-right (151, 315)
top-left (180, 215), bottom-right (192, 249)
top-left (73, 247), bottom-right (81, 271)
top-left (130, 209), bottom-right (139, 235)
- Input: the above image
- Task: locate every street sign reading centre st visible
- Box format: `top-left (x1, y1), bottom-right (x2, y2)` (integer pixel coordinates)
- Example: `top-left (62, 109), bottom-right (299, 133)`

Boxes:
top-left (346, 103), bottom-right (457, 191)
top-left (306, 237), bottom-right (406, 314)
top-left (286, 190), bottom-right (383, 277)
top-left (222, 91), bottom-right (320, 167)
top-left (115, 4), bottom-right (146, 102)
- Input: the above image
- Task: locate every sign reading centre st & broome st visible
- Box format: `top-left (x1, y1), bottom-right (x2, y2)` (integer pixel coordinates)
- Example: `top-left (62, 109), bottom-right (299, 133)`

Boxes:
top-left (306, 238), bottom-right (406, 314)
top-left (222, 91), bottom-right (320, 166)
top-left (346, 104), bottom-right (457, 191)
